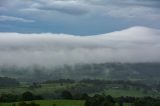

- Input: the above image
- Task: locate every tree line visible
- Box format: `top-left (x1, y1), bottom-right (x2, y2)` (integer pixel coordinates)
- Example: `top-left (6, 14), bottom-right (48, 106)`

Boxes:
top-left (0, 92), bottom-right (43, 103)
top-left (0, 77), bottom-right (19, 87)
top-left (1, 91), bottom-right (160, 106)
top-left (85, 94), bottom-right (160, 106)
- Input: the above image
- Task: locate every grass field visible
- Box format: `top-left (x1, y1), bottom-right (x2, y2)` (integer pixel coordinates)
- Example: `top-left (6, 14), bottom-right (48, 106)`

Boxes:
top-left (0, 100), bottom-right (133, 106)
top-left (0, 100), bottom-right (85, 106)
top-left (90, 88), bottom-right (159, 97)
top-left (0, 83), bottom-right (75, 95)
top-left (0, 100), bottom-right (134, 106)
top-left (0, 83), bottom-right (159, 98)
top-left (103, 89), bottom-right (155, 97)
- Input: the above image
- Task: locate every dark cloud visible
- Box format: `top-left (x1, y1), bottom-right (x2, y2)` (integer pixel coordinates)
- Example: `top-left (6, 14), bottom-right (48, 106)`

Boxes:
top-left (125, 0), bottom-right (160, 8)
top-left (32, 0), bottom-right (89, 15)
top-left (0, 0), bottom-right (6, 7)
top-left (0, 0), bottom-right (160, 35)
top-left (38, 4), bottom-right (89, 15)
top-left (87, 0), bottom-right (160, 8)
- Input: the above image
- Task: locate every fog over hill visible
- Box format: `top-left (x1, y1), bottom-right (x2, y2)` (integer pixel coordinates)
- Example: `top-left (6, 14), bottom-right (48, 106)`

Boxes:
top-left (0, 26), bottom-right (160, 67)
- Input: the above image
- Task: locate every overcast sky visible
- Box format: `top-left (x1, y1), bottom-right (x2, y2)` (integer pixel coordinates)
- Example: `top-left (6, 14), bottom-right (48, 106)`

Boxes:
top-left (0, 0), bottom-right (160, 35)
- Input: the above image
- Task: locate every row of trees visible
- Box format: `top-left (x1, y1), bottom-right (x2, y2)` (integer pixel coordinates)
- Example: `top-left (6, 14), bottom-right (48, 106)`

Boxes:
top-left (85, 94), bottom-right (160, 106)
top-left (43, 79), bottom-right (150, 89)
top-left (85, 95), bottom-right (115, 106)
top-left (61, 90), bottom-right (89, 100)
top-left (1, 91), bottom-right (160, 106)
top-left (0, 77), bottom-right (19, 87)
top-left (0, 92), bottom-right (43, 102)
top-left (0, 90), bottom-right (88, 103)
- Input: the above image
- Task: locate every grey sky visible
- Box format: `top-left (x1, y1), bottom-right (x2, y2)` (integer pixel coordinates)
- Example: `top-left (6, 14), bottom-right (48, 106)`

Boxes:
top-left (0, 0), bottom-right (160, 35)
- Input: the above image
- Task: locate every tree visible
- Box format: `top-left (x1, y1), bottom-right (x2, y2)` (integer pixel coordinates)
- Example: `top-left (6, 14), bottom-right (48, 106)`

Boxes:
top-left (85, 95), bottom-right (115, 106)
top-left (155, 101), bottom-right (160, 106)
top-left (61, 90), bottom-right (72, 99)
top-left (0, 94), bottom-right (19, 102)
top-left (22, 91), bottom-right (34, 101)
top-left (81, 93), bottom-right (89, 100)
top-left (18, 101), bottom-right (27, 106)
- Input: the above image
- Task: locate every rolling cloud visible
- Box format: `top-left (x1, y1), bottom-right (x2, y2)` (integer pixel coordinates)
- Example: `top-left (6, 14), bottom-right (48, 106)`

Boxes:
top-left (0, 26), bottom-right (160, 67)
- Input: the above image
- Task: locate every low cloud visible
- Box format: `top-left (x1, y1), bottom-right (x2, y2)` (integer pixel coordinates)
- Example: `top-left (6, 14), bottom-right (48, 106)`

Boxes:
top-left (0, 15), bottom-right (35, 23)
top-left (0, 26), bottom-right (160, 67)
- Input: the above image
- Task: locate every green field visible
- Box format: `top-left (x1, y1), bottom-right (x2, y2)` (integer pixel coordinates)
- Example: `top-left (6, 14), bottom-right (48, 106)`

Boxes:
top-left (0, 83), bottom-right (159, 98)
top-left (0, 100), bottom-right (134, 106)
top-left (0, 100), bottom-right (85, 106)
top-left (103, 89), bottom-right (156, 97)
top-left (0, 83), bottom-right (75, 95)
top-left (0, 100), bottom-right (133, 106)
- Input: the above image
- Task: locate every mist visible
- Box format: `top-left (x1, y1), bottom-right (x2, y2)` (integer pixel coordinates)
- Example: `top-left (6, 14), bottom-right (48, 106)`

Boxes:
top-left (0, 26), bottom-right (160, 67)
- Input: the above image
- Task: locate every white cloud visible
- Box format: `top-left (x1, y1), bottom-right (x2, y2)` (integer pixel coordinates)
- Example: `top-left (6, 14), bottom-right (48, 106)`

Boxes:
top-left (0, 15), bottom-right (35, 23)
top-left (0, 26), bottom-right (160, 67)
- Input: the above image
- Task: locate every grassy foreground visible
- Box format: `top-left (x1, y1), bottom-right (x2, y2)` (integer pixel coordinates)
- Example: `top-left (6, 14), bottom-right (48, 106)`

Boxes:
top-left (0, 100), bottom-right (85, 106)
top-left (0, 100), bottom-right (133, 106)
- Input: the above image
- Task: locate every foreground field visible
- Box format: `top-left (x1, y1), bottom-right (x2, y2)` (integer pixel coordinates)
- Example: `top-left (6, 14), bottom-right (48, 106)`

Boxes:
top-left (0, 100), bottom-right (134, 106)
top-left (0, 82), bottom-right (159, 98)
top-left (1, 100), bottom-right (85, 106)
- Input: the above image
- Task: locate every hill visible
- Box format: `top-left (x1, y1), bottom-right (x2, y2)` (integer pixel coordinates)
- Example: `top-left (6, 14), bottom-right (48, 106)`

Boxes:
top-left (0, 63), bottom-right (160, 82)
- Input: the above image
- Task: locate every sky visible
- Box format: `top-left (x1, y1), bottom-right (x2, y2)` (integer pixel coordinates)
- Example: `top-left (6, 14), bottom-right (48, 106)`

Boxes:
top-left (0, 0), bottom-right (160, 67)
top-left (0, 0), bottom-right (160, 35)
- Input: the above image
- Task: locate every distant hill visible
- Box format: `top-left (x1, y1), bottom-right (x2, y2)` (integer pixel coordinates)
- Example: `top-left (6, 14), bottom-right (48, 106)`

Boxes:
top-left (0, 77), bottom-right (19, 87)
top-left (0, 63), bottom-right (160, 82)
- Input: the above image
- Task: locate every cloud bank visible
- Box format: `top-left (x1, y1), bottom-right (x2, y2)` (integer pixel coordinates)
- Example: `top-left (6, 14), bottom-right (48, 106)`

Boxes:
top-left (0, 26), bottom-right (160, 67)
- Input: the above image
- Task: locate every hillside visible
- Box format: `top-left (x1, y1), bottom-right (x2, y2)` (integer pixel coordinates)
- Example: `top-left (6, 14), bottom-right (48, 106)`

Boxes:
top-left (0, 63), bottom-right (160, 82)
